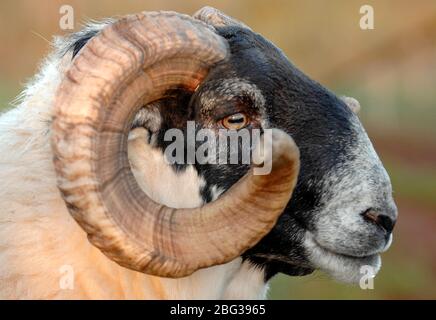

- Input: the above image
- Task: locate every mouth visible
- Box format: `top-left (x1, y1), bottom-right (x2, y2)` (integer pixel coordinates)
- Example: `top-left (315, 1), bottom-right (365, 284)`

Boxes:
top-left (304, 232), bottom-right (383, 283)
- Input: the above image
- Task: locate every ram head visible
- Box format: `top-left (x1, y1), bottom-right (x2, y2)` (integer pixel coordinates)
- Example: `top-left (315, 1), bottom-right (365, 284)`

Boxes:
top-left (51, 7), bottom-right (397, 283)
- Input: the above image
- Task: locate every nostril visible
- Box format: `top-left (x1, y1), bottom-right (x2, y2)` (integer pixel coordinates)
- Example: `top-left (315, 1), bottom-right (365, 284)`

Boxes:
top-left (377, 214), bottom-right (395, 234)
top-left (362, 209), bottom-right (396, 234)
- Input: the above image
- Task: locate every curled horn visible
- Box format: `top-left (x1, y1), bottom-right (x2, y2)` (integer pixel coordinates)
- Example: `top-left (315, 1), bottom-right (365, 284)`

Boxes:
top-left (52, 11), bottom-right (300, 277)
top-left (193, 6), bottom-right (252, 30)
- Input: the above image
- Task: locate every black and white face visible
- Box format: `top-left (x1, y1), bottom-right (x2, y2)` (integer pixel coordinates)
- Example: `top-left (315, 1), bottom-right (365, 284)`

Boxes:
top-left (246, 110), bottom-right (397, 282)
top-left (69, 22), bottom-right (397, 283)
top-left (132, 25), bottom-right (398, 283)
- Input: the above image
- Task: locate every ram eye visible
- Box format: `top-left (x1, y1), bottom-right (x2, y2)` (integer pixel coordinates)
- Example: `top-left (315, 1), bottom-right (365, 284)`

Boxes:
top-left (220, 113), bottom-right (249, 130)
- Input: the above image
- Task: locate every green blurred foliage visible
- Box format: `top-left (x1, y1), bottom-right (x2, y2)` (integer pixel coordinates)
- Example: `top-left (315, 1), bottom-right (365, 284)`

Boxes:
top-left (386, 161), bottom-right (436, 208)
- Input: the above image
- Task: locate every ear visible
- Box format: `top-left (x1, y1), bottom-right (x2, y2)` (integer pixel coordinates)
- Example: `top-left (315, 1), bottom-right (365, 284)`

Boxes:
top-left (193, 6), bottom-right (251, 30)
top-left (341, 96), bottom-right (361, 114)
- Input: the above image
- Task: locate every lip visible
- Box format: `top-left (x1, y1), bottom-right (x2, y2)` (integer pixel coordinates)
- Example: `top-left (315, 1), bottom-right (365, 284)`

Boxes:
top-left (310, 235), bottom-right (380, 259)
top-left (304, 232), bottom-right (382, 283)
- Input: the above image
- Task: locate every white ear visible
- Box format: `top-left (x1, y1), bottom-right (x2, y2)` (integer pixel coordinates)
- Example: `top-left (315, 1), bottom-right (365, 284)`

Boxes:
top-left (341, 96), bottom-right (361, 114)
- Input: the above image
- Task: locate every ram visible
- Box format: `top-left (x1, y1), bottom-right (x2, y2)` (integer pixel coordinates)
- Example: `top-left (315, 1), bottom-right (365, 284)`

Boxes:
top-left (0, 7), bottom-right (397, 299)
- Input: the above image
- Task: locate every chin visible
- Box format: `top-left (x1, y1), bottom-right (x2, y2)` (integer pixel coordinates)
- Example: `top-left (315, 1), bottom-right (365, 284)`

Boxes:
top-left (303, 232), bottom-right (383, 283)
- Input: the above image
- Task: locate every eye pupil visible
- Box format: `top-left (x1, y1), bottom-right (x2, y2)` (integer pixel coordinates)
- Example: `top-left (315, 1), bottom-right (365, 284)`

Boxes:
top-left (221, 113), bottom-right (248, 129)
top-left (228, 115), bottom-right (244, 123)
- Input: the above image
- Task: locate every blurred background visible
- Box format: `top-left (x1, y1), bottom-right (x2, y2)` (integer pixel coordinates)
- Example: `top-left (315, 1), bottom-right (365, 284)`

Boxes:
top-left (0, 0), bottom-right (434, 299)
